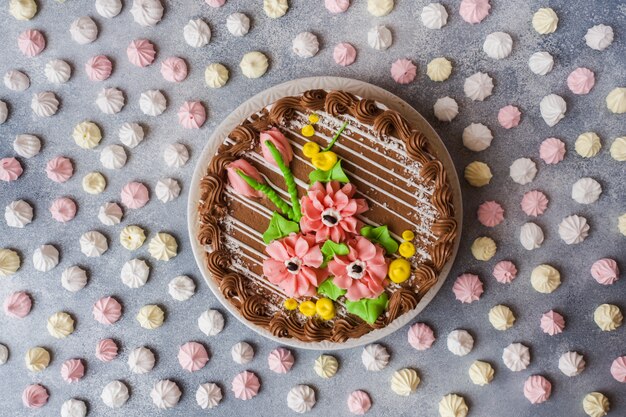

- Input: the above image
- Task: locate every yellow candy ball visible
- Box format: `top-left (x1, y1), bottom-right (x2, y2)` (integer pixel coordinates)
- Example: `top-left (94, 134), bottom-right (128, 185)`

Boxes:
top-left (398, 242), bottom-right (416, 258)
top-left (311, 151), bottom-right (338, 171)
top-left (299, 300), bottom-right (317, 317)
top-left (388, 258), bottom-right (411, 283)
top-left (303, 142), bottom-right (320, 158)
top-left (284, 298), bottom-right (298, 311)
top-left (401, 230), bottom-right (415, 241)
top-left (316, 298), bottom-right (335, 320)
top-left (308, 113), bottom-right (320, 124)
top-left (301, 124), bottom-right (315, 137)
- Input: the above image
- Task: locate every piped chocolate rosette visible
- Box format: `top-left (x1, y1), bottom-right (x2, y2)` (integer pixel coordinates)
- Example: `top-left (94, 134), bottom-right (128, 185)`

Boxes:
top-left (197, 89), bottom-right (457, 343)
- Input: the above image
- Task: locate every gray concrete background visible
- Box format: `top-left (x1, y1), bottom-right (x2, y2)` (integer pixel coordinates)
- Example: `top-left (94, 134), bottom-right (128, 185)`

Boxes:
top-left (0, 0), bottom-right (624, 416)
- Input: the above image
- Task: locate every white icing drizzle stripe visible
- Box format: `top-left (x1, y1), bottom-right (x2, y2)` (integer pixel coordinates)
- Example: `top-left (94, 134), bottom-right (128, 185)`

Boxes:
top-left (226, 215), bottom-right (266, 247)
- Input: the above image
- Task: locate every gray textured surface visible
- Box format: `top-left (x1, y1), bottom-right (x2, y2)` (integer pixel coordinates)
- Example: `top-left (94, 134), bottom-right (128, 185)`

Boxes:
top-left (0, 1), bottom-right (625, 416)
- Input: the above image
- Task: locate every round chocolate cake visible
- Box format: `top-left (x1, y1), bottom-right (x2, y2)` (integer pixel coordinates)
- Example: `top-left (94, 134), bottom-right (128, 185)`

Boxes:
top-left (196, 89), bottom-right (457, 343)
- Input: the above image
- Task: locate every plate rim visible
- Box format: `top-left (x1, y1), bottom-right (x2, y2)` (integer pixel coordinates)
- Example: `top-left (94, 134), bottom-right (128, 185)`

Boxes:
top-left (187, 76), bottom-right (463, 350)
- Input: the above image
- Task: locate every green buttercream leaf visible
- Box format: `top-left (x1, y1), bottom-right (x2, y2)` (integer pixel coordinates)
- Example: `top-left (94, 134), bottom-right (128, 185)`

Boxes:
top-left (345, 293), bottom-right (389, 324)
top-left (317, 278), bottom-right (347, 301)
top-left (308, 160), bottom-right (350, 185)
top-left (262, 212), bottom-right (300, 244)
top-left (320, 240), bottom-right (350, 263)
top-left (360, 225), bottom-right (399, 254)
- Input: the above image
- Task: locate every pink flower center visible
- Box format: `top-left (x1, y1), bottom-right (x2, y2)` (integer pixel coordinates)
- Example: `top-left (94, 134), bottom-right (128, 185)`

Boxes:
top-left (347, 260), bottom-right (366, 279)
top-left (321, 208), bottom-right (342, 227)
top-left (284, 257), bottom-right (302, 274)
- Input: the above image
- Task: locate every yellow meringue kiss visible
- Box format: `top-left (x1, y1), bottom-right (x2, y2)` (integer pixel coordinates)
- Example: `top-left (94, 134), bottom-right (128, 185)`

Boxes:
top-left (47, 311), bottom-right (75, 339)
top-left (594, 304), bottom-right (623, 331)
top-left (120, 225), bottom-right (146, 250)
top-left (531, 264), bottom-right (561, 293)
top-left (0, 248), bottom-right (21, 276)
top-left (9, 0), bottom-right (37, 21)
top-left (73, 121), bottom-right (102, 149)
top-left (82, 172), bottom-right (106, 194)
top-left (606, 87), bottom-right (626, 114)
top-left (488, 305), bottom-right (515, 330)
top-left (148, 232), bottom-right (178, 261)
top-left (575, 132), bottom-right (601, 158)
top-left (388, 258), bottom-right (411, 283)
top-left (25, 347), bottom-right (50, 372)
top-left (464, 161), bottom-right (492, 187)
top-left (583, 392), bottom-right (610, 417)
top-left (468, 361), bottom-right (494, 386)
top-left (427, 57), bottom-right (453, 82)
top-left (137, 305), bottom-right (165, 329)
top-left (471, 237), bottom-right (496, 261)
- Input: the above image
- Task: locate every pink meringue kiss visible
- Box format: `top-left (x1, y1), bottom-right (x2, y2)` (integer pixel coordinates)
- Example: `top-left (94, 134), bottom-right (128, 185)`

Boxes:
top-left (161, 57), bottom-right (188, 83)
top-left (268, 347), bottom-right (294, 373)
top-left (492, 260), bottom-right (517, 283)
top-left (407, 322), bottom-right (436, 350)
top-left (92, 296), bottom-right (122, 325)
top-left (540, 310), bottom-right (565, 335)
top-left (334, 42), bottom-right (357, 66)
top-left (524, 375), bottom-right (551, 404)
top-left (477, 201), bottom-right (504, 227)
top-left (178, 341), bottom-right (209, 372)
top-left (22, 384), bottom-right (49, 409)
top-left (121, 182), bottom-right (149, 209)
top-left (85, 55), bottom-right (113, 81)
top-left (610, 356), bottom-right (626, 383)
top-left (127, 39), bottom-right (156, 67)
top-left (539, 137), bottom-right (565, 164)
top-left (460, 0), bottom-right (491, 24)
top-left (498, 105), bottom-right (521, 129)
top-left (452, 273), bottom-right (483, 303)
top-left (61, 358), bottom-right (85, 382)
top-left (3, 291), bottom-right (32, 318)
top-left (96, 338), bottom-right (118, 362)
top-left (0, 157), bottom-right (23, 182)
top-left (590, 258), bottom-right (619, 285)
top-left (232, 371), bottom-right (260, 400)
top-left (325, 0), bottom-right (350, 14)
top-left (46, 156), bottom-right (74, 183)
top-left (18, 29), bottom-right (46, 57)
top-left (521, 190), bottom-right (548, 217)
top-left (49, 197), bottom-right (77, 223)
top-left (205, 0), bottom-right (225, 6)
top-left (567, 68), bottom-right (595, 95)
top-left (347, 390), bottom-right (372, 415)
top-left (391, 58), bottom-right (417, 84)
top-left (178, 101), bottom-right (206, 129)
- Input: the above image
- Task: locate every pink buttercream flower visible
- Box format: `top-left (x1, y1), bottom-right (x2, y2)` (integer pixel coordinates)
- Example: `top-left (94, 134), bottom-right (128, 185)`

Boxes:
top-left (226, 159), bottom-right (265, 198)
top-left (300, 181), bottom-right (368, 243)
top-left (263, 233), bottom-right (327, 298)
top-left (328, 236), bottom-right (387, 301)
top-left (178, 101), bottom-right (206, 129)
top-left (260, 128), bottom-right (293, 166)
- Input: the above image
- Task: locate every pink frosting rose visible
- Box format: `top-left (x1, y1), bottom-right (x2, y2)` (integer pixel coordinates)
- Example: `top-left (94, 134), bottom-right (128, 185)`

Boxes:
top-left (329, 236), bottom-right (387, 301)
top-left (263, 233), bottom-right (327, 298)
top-left (226, 159), bottom-right (265, 198)
top-left (300, 181), bottom-right (368, 243)
top-left (260, 128), bottom-right (293, 166)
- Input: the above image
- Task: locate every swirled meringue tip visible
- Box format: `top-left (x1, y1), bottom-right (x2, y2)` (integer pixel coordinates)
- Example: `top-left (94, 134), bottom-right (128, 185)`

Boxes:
top-left (610, 356), bottom-right (626, 382)
top-left (70, 16), bottom-right (99, 45)
top-left (151, 380), bottom-right (182, 409)
top-left (558, 351), bottom-right (585, 377)
top-left (567, 68), bottom-right (595, 95)
top-left (606, 87), bottom-right (626, 114)
top-left (523, 375), bottom-right (551, 404)
top-left (492, 260), bottom-right (517, 283)
top-left (85, 55), bottom-right (112, 81)
top-left (333, 42), bottom-right (356, 66)
top-left (205, 0), bottom-right (225, 6)
top-left (178, 101), bottom-right (206, 129)
top-left (161, 57), bottom-right (188, 83)
top-left (464, 72), bottom-right (493, 101)
top-left (0, 157), bottom-right (23, 182)
top-left (539, 137), bottom-right (565, 164)
top-left (469, 360), bottom-right (494, 386)
top-left (408, 322), bottom-right (435, 350)
top-left (96, 0), bottom-right (122, 19)
top-left (10, 0), bottom-right (38, 21)
top-left (178, 341), bottom-right (209, 372)
top-left (489, 304), bottom-right (516, 330)
top-left (231, 342), bottom-right (254, 364)
top-left (264, 0), bottom-right (289, 18)
top-left (434, 97), bottom-right (458, 122)
top-left (540, 310), bottom-right (565, 335)
top-left (452, 273), bottom-right (483, 303)
top-left (532, 7), bottom-right (558, 34)
top-left (498, 105), bottom-right (521, 129)
top-left (232, 371), bottom-right (260, 400)
top-left (477, 200), bottom-right (504, 227)
top-left (5, 199), bottom-right (33, 228)
top-left (361, 344), bottom-right (389, 371)
top-left (121, 181), bottom-right (149, 209)
top-left (447, 329), bottom-right (474, 356)
top-left (61, 398), bottom-right (87, 417)
top-left (347, 390), bottom-right (371, 415)
top-left (585, 24), bottom-right (614, 51)
top-left (594, 304), bottom-right (623, 331)
top-left (540, 94), bottom-right (566, 127)
top-left (502, 342), bottom-right (529, 371)
top-left (314, 354), bottom-right (338, 378)
top-left (18, 29), bottom-right (46, 57)
top-left (421, 3), bottom-right (448, 29)
top-left (521, 190), bottom-right (548, 217)
top-left (3, 291), bottom-right (32, 318)
top-left (50, 197), bottom-right (77, 223)
top-left (619, 213), bottom-right (626, 236)
top-left (470, 236), bottom-right (496, 261)
top-left (390, 368), bottom-right (420, 396)
top-left (130, 0), bottom-right (164, 27)
top-left (92, 296), bottom-right (122, 325)
top-left (509, 157), bottom-right (537, 185)
top-left (531, 264), bottom-right (561, 293)
top-left (196, 382), bottom-right (222, 409)
top-left (368, 0), bottom-right (394, 17)
top-left (227, 13), bottom-right (250, 37)
top-left (438, 393), bottom-right (468, 417)
top-left (13, 134), bottom-right (41, 159)
top-left (325, 0), bottom-right (350, 14)
top-left (390, 59), bottom-right (417, 84)
top-left (483, 31), bottom-right (513, 59)
top-left (268, 347), bottom-right (294, 373)
top-left (583, 392), bottom-right (610, 417)
top-left (610, 136), bottom-right (626, 161)
top-left (61, 358), bottom-right (85, 382)
top-left (22, 384), bottom-right (48, 408)
top-left (590, 258), bottom-right (619, 285)
top-left (459, 0), bottom-right (490, 24)
top-left (96, 338), bottom-right (118, 361)
top-left (292, 32), bottom-right (320, 58)
top-left (101, 380), bottom-right (129, 408)
top-left (127, 39), bottom-right (156, 67)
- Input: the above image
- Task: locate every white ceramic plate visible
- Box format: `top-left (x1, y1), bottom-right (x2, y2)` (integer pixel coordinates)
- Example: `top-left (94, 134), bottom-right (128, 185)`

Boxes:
top-left (188, 76), bottom-right (463, 350)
